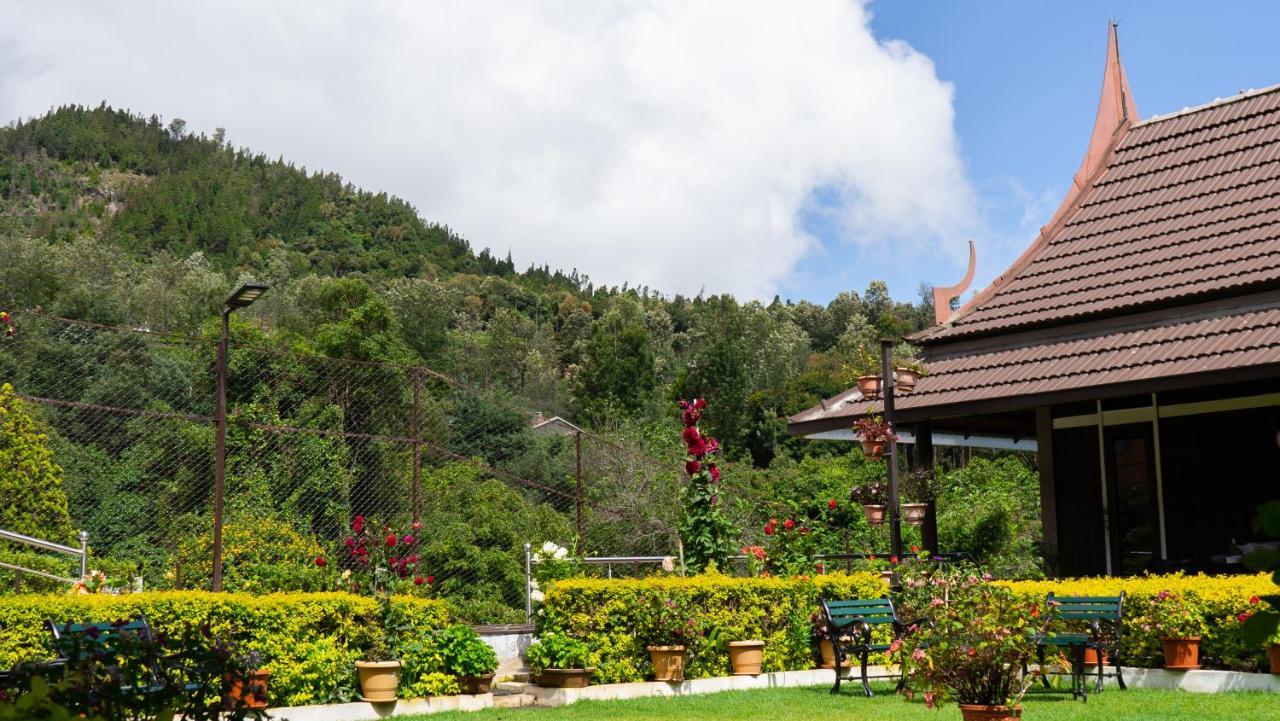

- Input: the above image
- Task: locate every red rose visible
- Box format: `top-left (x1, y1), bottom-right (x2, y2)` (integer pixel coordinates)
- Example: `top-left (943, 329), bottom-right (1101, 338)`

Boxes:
top-left (403, 534), bottom-right (415, 545)
top-left (352, 515), bottom-right (365, 532)
top-left (1237, 612), bottom-right (1252, 623)
top-left (412, 520), bottom-right (422, 531)
top-left (828, 499), bottom-right (837, 510)
top-left (685, 459), bottom-right (701, 475)
top-left (358, 556), bottom-right (370, 565)
top-left (911, 545), bottom-right (921, 553)
top-left (356, 545), bottom-right (368, 556)
top-left (427, 575), bottom-right (435, 584)
top-left (890, 555), bottom-right (899, 564)
top-left (414, 576), bottom-right (425, 585)
top-left (783, 519), bottom-right (795, 530)
top-left (314, 556), bottom-right (326, 567)
top-left (344, 536), bottom-right (355, 548)
top-left (385, 534), bottom-right (397, 547)
top-left (1249, 595), bottom-right (1261, 604)
top-left (764, 524), bottom-right (774, 536)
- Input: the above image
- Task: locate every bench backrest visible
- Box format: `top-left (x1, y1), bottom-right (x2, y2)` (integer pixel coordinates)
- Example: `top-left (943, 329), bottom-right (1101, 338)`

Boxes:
top-left (1047, 592), bottom-right (1125, 625)
top-left (47, 617), bottom-right (156, 661)
top-left (821, 598), bottom-right (897, 630)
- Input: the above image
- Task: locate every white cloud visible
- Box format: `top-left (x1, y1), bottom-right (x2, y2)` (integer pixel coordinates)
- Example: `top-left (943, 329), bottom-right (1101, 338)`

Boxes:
top-left (0, 0), bottom-right (977, 299)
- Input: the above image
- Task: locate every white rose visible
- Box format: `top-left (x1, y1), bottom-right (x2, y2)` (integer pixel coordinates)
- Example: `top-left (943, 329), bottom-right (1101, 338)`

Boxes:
top-left (554, 547), bottom-right (568, 560)
top-left (531, 589), bottom-right (545, 603)
top-left (542, 541), bottom-right (559, 554)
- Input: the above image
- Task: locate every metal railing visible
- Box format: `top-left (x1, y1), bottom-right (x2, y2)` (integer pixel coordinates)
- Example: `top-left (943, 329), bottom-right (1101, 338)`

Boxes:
top-left (0, 528), bottom-right (89, 591)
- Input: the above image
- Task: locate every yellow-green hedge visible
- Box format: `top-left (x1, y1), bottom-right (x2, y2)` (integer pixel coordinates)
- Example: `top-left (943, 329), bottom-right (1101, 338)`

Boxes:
top-left (1001, 574), bottom-right (1273, 672)
top-left (539, 572), bottom-right (886, 683)
top-left (0, 591), bottom-right (450, 706)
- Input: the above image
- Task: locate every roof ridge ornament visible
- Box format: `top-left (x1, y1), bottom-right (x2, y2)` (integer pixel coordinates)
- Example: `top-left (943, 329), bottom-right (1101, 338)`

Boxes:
top-left (933, 240), bottom-right (976, 325)
top-left (926, 21), bottom-right (1138, 330)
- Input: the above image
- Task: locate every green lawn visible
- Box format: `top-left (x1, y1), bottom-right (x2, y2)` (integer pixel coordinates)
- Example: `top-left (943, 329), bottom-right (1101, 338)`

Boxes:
top-left (402, 684), bottom-right (1276, 721)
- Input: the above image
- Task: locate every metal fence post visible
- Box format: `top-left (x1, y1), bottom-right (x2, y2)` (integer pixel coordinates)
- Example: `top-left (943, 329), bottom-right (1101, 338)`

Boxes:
top-left (524, 542), bottom-right (533, 625)
top-left (78, 530), bottom-right (88, 579)
top-left (574, 431), bottom-right (584, 554)
top-left (212, 307), bottom-right (230, 592)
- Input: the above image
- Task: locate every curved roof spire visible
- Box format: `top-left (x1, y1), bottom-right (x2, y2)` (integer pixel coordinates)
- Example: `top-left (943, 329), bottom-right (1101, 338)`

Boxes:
top-left (930, 21), bottom-right (1138, 327)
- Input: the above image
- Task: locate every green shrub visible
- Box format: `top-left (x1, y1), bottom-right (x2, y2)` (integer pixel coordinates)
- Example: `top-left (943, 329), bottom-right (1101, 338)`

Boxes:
top-left (170, 515), bottom-right (328, 592)
top-left (526, 632), bottom-right (593, 673)
top-left (0, 383), bottom-right (76, 545)
top-left (434, 624), bottom-right (499, 677)
top-left (0, 591), bottom-right (449, 705)
top-left (1001, 573), bottom-right (1273, 671)
top-left (538, 572), bottom-right (885, 683)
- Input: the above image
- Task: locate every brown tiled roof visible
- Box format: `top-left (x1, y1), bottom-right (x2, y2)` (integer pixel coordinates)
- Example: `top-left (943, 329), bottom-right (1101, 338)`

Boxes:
top-left (787, 293), bottom-right (1280, 430)
top-left (923, 85), bottom-right (1280, 342)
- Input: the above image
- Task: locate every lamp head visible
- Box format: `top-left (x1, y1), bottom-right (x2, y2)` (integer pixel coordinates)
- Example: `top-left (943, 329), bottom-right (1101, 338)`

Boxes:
top-left (224, 283), bottom-right (269, 309)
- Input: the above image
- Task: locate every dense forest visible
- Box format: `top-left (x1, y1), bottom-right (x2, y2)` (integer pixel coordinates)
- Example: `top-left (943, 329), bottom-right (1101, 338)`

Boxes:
top-left (0, 105), bottom-right (1041, 616)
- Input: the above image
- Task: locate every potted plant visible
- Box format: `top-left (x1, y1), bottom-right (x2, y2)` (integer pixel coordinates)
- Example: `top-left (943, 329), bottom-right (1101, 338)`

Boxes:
top-left (897, 571), bottom-right (1049, 721)
top-left (900, 469), bottom-right (937, 526)
top-left (1151, 589), bottom-right (1207, 670)
top-left (851, 483), bottom-right (888, 525)
top-left (222, 649), bottom-right (270, 711)
top-left (435, 624), bottom-right (499, 694)
top-left (527, 632), bottom-right (595, 688)
top-left (640, 594), bottom-right (692, 681)
top-left (853, 411), bottom-right (896, 460)
top-left (894, 359), bottom-right (927, 393)
top-left (336, 514), bottom-right (430, 702)
top-left (811, 611), bottom-right (836, 669)
top-left (843, 346), bottom-right (882, 399)
top-left (727, 639), bottom-right (766, 676)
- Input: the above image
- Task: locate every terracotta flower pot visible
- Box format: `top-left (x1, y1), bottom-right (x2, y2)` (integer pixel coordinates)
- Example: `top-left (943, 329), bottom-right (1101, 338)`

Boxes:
top-left (1082, 648), bottom-right (1108, 667)
top-left (1267, 643), bottom-right (1280, 675)
top-left (223, 669), bottom-right (270, 710)
top-left (355, 660), bottom-right (401, 702)
top-left (958, 704), bottom-right (1022, 721)
top-left (1161, 637), bottom-right (1200, 670)
top-left (534, 668), bottom-right (595, 688)
top-left (647, 645), bottom-right (686, 681)
top-left (818, 639), bottom-right (836, 669)
top-left (860, 438), bottom-right (887, 460)
top-left (459, 673), bottom-right (495, 694)
top-left (857, 375), bottom-right (881, 399)
top-left (894, 368), bottom-right (920, 393)
top-left (901, 503), bottom-right (928, 526)
top-left (863, 504), bottom-right (886, 526)
top-left (728, 640), bottom-right (765, 675)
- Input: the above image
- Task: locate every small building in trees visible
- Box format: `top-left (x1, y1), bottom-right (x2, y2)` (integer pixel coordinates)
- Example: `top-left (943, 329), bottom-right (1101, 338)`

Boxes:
top-left (787, 25), bottom-right (1280, 576)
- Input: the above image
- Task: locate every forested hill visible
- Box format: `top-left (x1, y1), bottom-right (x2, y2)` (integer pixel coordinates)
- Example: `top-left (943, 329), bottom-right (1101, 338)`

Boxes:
top-left (0, 103), bottom-right (935, 466)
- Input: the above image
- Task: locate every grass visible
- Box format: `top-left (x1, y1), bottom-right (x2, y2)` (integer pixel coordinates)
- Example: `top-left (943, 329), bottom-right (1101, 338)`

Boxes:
top-left (400, 684), bottom-right (1276, 721)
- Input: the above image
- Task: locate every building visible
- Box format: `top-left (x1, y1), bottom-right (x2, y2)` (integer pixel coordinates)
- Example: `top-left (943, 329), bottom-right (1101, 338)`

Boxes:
top-left (531, 412), bottom-right (584, 437)
top-left (787, 25), bottom-right (1280, 576)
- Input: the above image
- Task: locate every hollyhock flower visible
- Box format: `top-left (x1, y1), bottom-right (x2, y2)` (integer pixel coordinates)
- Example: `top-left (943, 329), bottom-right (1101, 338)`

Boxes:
top-left (682, 409), bottom-right (700, 427)
top-left (314, 556), bottom-right (326, 567)
top-left (403, 534), bottom-right (415, 545)
top-left (686, 436), bottom-right (707, 457)
top-left (682, 426), bottom-right (701, 445)
top-left (709, 464), bottom-right (720, 482)
top-left (414, 576), bottom-right (424, 585)
top-left (829, 499), bottom-right (838, 510)
top-left (352, 515), bottom-right (365, 532)
top-left (705, 438), bottom-right (720, 455)
top-left (693, 399), bottom-right (706, 409)
top-left (685, 459), bottom-right (701, 475)
top-left (783, 519), bottom-right (795, 530)
top-left (385, 534), bottom-right (397, 547)
top-left (678, 399), bottom-right (690, 409)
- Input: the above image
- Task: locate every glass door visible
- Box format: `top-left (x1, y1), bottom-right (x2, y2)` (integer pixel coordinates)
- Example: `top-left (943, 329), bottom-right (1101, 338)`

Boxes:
top-left (1104, 424), bottom-right (1159, 575)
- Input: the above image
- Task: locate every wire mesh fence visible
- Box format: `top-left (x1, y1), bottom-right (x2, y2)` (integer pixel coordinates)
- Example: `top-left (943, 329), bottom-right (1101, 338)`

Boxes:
top-left (0, 311), bottom-right (682, 622)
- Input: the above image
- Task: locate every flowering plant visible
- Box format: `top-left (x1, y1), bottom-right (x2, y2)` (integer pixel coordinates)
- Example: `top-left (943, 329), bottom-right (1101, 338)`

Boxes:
top-left (0, 311), bottom-right (13, 338)
top-left (676, 399), bottom-right (736, 573)
top-left (1150, 589), bottom-right (1209, 639)
top-left (329, 515), bottom-right (432, 661)
top-left (740, 545), bottom-right (767, 577)
top-left (638, 592), bottom-right (699, 647)
top-left (761, 517), bottom-right (818, 577)
top-left (853, 412), bottom-right (897, 444)
top-left (897, 569), bottom-right (1050, 709)
top-left (850, 482), bottom-right (887, 506)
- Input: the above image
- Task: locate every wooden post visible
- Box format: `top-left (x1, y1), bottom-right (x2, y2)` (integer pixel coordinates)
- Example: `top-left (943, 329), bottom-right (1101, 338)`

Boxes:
top-left (914, 420), bottom-right (939, 554)
top-left (881, 339), bottom-right (903, 562)
top-left (211, 307), bottom-right (229, 592)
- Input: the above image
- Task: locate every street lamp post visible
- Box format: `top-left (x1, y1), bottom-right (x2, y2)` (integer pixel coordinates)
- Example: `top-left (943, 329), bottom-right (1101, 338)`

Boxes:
top-left (880, 339), bottom-right (903, 562)
top-left (211, 283), bottom-right (268, 592)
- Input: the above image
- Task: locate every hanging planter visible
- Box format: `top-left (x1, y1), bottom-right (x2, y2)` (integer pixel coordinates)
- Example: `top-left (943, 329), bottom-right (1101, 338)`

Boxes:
top-left (901, 503), bottom-right (928, 526)
top-left (857, 375), bottom-right (882, 399)
top-left (893, 367), bottom-right (921, 393)
top-left (853, 412), bottom-right (897, 463)
top-left (862, 504), bottom-right (887, 526)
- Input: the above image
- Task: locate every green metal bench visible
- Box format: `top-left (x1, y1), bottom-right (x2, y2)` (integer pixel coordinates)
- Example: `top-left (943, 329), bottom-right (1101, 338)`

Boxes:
top-left (818, 597), bottom-right (913, 696)
top-left (1033, 592), bottom-right (1127, 700)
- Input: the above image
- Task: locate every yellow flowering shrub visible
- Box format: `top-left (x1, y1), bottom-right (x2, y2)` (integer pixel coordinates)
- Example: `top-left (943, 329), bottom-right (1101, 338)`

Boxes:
top-left (0, 591), bottom-right (450, 705)
top-left (1001, 573), bottom-right (1272, 671)
top-left (538, 572), bottom-right (886, 683)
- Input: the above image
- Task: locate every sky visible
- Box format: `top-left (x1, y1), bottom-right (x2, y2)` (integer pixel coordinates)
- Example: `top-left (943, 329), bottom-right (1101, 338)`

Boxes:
top-left (1, 1), bottom-right (1277, 305)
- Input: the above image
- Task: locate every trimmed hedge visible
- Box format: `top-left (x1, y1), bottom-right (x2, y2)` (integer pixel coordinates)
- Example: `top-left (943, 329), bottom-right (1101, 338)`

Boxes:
top-left (1002, 573), bottom-right (1274, 672)
top-left (0, 591), bottom-right (450, 706)
top-left (538, 572), bottom-right (886, 683)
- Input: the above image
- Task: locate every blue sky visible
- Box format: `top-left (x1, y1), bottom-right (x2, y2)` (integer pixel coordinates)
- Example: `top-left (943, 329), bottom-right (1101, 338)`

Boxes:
top-left (781, 0), bottom-right (1280, 305)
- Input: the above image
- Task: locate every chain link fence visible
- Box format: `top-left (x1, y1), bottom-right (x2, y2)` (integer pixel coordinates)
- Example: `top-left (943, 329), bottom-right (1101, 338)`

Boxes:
top-left (0, 311), bottom-right (683, 622)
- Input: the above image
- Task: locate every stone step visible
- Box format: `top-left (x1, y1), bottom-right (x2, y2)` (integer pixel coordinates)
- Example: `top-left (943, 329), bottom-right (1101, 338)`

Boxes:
top-left (492, 693), bottom-right (536, 709)
top-left (494, 681), bottom-right (531, 696)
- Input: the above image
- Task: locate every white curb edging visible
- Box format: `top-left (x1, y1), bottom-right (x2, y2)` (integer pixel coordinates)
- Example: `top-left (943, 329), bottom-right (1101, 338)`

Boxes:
top-left (268, 692), bottom-right (493, 721)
